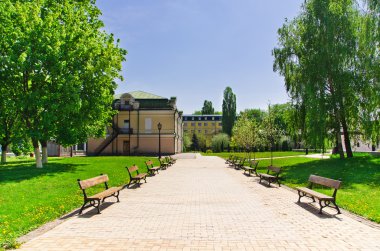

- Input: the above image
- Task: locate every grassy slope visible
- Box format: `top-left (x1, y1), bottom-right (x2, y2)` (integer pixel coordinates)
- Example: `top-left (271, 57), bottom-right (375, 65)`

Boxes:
top-left (253, 155), bottom-right (380, 223)
top-left (0, 156), bottom-right (159, 249)
top-left (201, 151), bottom-right (306, 158)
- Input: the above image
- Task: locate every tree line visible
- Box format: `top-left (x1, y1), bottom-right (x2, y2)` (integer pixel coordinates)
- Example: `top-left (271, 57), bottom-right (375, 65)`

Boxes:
top-left (0, 0), bottom-right (126, 167)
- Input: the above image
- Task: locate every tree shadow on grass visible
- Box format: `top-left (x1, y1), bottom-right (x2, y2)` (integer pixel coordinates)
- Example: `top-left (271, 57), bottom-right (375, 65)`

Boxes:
top-left (280, 156), bottom-right (380, 189)
top-left (0, 160), bottom-right (88, 183)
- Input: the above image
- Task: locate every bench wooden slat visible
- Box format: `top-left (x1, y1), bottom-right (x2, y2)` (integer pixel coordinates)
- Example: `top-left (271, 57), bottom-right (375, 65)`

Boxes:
top-left (296, 187), bottom-right (334, 200)
top-left (309, 175), bottom-right (341, 189)
top-left (79, 175), bottom-right (109, 189)
top-left (128, 165), bottom-right (139, 173)
top-left (88, 186), bottom-right (123, 200)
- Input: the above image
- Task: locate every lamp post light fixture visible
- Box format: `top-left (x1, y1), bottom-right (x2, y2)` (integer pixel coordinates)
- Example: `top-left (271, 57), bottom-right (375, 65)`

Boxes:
top-left (157, 122), bottom-right (162, 158)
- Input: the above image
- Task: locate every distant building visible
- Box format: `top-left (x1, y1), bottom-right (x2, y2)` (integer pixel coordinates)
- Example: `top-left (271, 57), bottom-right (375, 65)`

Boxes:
top-left (47, 142), bottom-right (86, 157)
top-left (183, 115), bottom-right (223, 141)
top-left (87, 91), bottom-right (183, 156)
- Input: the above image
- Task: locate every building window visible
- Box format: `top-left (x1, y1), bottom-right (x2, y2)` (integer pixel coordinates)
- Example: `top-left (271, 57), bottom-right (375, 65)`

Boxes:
top-left (184, 123), bottom-right (187, 127)
top-left (357, 142), bottom-right (360, 147)
top-left (204, 122), bottom-right (208, 126)
top-left (212, 122), bottom-right (215, 126)
top-left (184, 129), bottom-right (188, 133)
top-left (219, 123), bottom-right (222, 126)
top-left (212, 117), bottom-right (215, 120)
top-left (198, 130), bottom-right (201, 133)
top-left (145, 118), bottom-right (152, 133)
top-left (198, 117), bottom-right (201, 120)
top-left (191, 122), bottom-right (195, 126)
top-left (198, 122), bottom-right (202, 126)
top-left (124, 120), bottom-right (130, 129)
top-left (205, 130), bottom-right (208, 134)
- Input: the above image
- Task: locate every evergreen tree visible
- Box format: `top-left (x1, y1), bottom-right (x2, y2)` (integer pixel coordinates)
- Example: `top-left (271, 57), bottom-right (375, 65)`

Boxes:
top-left (222, 87), bottom-right (236, 136)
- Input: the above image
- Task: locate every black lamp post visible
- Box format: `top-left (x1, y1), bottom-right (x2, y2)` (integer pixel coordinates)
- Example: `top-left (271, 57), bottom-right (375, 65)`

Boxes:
top-left (157, 122), bottom-right (162, 158)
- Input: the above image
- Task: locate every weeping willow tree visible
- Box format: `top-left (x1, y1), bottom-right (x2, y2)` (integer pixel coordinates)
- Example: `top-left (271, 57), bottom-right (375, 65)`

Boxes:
top-left (273, 0), bottom-right (368, 159)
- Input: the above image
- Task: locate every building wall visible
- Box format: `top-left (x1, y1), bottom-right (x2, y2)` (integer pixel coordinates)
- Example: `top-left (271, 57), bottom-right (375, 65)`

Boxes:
top-left (88, 109), bottom-right (183, 155)
top-left (183, 115), bottom-right (223, 142)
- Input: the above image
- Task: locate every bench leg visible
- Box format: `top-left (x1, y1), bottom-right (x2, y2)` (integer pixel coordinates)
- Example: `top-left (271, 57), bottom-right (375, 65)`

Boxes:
top-left (297, 191), bottom-right (303, 203)
top-left (95, 200), bottom-right (101, 214)
top-left (115, 191), bottom-right (120, 202)
top-left (144, 176), bottom-right (147, 183)
top-left (79, 201), bottom-right (89, 215)
top-left (277, 179), bottom-right (281, 187)
top-left (332, 200), bottom-right (341, 214)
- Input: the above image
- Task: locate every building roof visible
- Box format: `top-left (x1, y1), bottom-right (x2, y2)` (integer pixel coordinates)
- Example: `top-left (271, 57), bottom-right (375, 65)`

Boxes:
top-left (114, 91), bottom-right (166, 100)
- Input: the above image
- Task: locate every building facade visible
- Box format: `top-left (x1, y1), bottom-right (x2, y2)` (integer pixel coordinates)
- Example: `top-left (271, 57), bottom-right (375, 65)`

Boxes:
top-left (87, 91), bottom-right (183, 156)
top-left (183, 115), bottom-right (223, 141)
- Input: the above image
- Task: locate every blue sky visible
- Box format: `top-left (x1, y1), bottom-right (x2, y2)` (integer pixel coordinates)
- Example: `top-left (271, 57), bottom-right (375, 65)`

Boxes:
top-left (97, 0), bottom-right (304, 114)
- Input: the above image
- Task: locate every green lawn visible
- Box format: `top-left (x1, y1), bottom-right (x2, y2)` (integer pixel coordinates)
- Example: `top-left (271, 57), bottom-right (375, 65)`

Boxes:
top-left (0, 156), bottom-right (159, 249)
top-left (201, 151), bottom-right (307, 158)
top-left (252, 155), bottom-right (380, 224)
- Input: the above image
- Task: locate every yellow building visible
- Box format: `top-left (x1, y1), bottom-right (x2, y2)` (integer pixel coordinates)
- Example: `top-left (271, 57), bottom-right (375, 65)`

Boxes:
top-left (183, 115), bottom-right (223, 141)
top-left (87, 91), bottom-right (183, 156)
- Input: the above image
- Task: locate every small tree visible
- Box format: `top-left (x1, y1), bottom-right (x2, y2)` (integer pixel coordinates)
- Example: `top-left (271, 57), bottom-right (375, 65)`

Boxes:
top-left (191, 133), bottom-right (199, 151)
top-left (183, 133), bottom-right (191, 152)
top-left (259, 105), bottom-right (284, 165)
top-left (232, 113), bottom-right (260, 160)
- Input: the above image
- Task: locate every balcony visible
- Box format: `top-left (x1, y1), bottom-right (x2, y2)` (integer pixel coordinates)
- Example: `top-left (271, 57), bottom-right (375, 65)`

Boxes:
top-left (118, 128), bottom-right (133, 134)
top-left (114, 104), bottom-right (133, 111)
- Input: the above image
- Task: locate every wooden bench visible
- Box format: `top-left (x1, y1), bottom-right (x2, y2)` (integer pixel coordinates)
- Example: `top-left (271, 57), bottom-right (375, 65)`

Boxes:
top-left (259, 166), bottom-right (281, 187)
top-left (77, 174), bottom-right (122, 214)
top-left (241, 160), bottom-right (259, 176)
top-left (229, 156), bottom-right (239, 167)
top-left (145, 160), bottom-right (160, 175)
top-left (225, 155), bottom-right (233, 164)
top-left (234, 157), bottom-right (246, 170)
top-left (159, 157), bottom-right (169, 169)
top-left (169, 155), bottom-right (177, 165)
top-left (126, 165), bottom-right (147, 187)
top-left (296, 175), bottom-right (342, 214)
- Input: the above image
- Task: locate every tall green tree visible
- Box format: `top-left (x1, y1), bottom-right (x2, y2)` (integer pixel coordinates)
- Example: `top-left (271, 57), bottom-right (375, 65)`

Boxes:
top-left (201, 100), bottom-right (215, 115)
top-left (0, 0), bottom-right (23, 163)
top-left (273, 0), bottom-right (363, 159)
top-left (222, 87), bottom-right (236, 136)
top-left (4, 0), bottom-right (126, 167)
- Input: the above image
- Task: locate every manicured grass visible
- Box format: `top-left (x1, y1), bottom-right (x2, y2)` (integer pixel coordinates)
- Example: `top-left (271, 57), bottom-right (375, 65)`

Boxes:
top-left (251, 155), bottom-right (380, 223)
top-left (201, 151), bottom-right (306, 158)
top-left (0, 156), bottom-right (159, 249)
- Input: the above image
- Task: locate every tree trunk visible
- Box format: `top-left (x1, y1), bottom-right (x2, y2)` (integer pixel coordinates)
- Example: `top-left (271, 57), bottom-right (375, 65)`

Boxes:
top-left (336, 131), bottom-right (345, 159)
top-left (341, 114), bottom-right (353, 158)
top-left (41, 140), bottom-right (48, 164)
top-left (32, 139), bottom-right (43, 168)
top-left (1, 144), bottom-right (7, 164)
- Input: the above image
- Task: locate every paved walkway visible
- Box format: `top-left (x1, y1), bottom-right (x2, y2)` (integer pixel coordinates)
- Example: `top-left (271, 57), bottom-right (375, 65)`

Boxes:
top-left (20, 155), bottom-right (380, 250)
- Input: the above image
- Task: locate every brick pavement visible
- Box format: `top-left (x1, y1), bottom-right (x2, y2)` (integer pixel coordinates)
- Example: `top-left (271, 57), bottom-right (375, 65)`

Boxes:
top-left (20, 155), bottom-right (380, 250)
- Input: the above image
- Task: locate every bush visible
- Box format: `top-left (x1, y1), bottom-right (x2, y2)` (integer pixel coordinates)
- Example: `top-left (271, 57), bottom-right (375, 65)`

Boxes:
top-left (211, 133), bottom-right (230, 152)
top-left (206, 149), bottom-right (213, 154)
